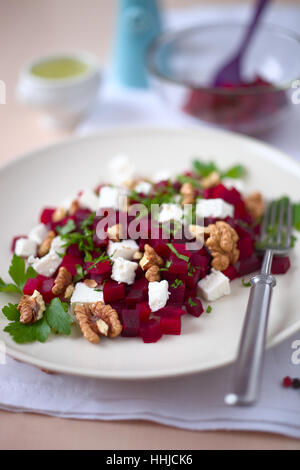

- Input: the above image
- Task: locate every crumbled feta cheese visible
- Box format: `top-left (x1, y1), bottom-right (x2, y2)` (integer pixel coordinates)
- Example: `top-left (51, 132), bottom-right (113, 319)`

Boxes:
top-left (107, 240), bottom-right (139, 260)
top-left (134, 181), bottom-right (152, 195)
top-left (98, 186), bottom-right (127, 211)
top-left (153, 169), bottom-right (173, 183)
top-left (111, 257), bottom-right (138, 285)
top-left (15, 238), bottom-right (37, 257)
top-left (148, 280), bottom-right (170, 312)
top-left (158, 204), bottom-right (183, 224)
top-left (70, 282), bottom-right (104, 310)
top-left (222, 178), bottom-right (244, 193)
top-left (50, 236), bottom-right (65, 256)
top-left (79, 189), bottom-right (99, 212)
top-left (28, 223), bottom-right (48, 245)
top-left (28, 251), bottom-right (62, 277)
top-left (197, 269), bottom-right (230, 301)
top-left (196, 199), bottom-right (234, 219)
top-left (108, 154), bottom-right (136, 186)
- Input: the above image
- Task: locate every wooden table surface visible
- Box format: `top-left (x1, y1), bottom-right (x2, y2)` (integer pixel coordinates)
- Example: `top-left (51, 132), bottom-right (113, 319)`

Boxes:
top-left (1, 0), bottom-right (300, 450)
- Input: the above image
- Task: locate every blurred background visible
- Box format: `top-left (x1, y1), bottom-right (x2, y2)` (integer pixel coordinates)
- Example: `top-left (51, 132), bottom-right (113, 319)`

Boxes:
top-left (1, 0), bottom-right (300, 160)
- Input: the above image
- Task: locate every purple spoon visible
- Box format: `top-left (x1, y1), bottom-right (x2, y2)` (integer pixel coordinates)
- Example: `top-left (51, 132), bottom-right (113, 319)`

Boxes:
top-left (213, 0), bottom-right (271, 87)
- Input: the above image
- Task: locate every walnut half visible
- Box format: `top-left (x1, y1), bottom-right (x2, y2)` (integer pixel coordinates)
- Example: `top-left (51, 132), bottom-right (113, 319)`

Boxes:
top-left (245, 192), bottom-right (265, 220)
top-left (17, 290), bottom-right (46, 324)
top-left (205, 221), bottom-right (239, 271)
top-left (74, 302), bottom-right (122, 344)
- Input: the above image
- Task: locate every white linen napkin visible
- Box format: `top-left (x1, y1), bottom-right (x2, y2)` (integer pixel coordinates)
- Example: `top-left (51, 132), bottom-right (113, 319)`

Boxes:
top-left (1, 4), bottom-right (300, 438)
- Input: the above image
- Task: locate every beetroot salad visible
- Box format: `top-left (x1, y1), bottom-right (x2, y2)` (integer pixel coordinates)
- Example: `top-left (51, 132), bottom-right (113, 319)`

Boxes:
top-left (1, 155), bottom-right (298, 345)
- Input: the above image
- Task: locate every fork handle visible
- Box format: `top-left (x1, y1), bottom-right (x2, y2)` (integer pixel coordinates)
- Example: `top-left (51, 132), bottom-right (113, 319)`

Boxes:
top-left (225, 274), bottom-right (276, 406)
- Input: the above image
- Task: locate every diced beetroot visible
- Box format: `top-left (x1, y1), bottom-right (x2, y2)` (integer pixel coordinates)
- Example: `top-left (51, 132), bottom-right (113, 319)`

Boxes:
top-left (185, 268), bottom-right (201, 288)
top-left (61, 255), bottom-right (83, 276)
top-left (103, 281), bottom-right (125, 303)
top-left (151, 240), bottom-right (170, 257)
top-left (189, 253), bottom-right (210, 279)
top-left (66, 244), bottom-right (82, 258)
top-left (238, 236), bottom-right (254, 260)
top-left (136, 302), bottom-right (151, 322)
top-left (222, 265), bottom-right (238, 281)
top-left (40, 208), bottom-right (56, 225)
top-left (131, 277), bottom-right (149, 296)
top-left (73, 208), bottom-right (92, 225)
top-left (23, 276), bottom-right (41, 295)
top-left (185, 297), bottom-right (204, 317)
top-left (125, 289), bottom-right (145, 305)
top-left (161, 271), bottom-right (180, 284)
top-left (160, 317), bottom-right (181, 335)
top-left (51, 215), bottom-right (75, 232)
top-left (11, 235), bottom-right (27, 253)
top-left (121, 309), bottom-right (140, 337)
top-left (171, 243), bottom-right (191, 257)
top-left (237, 255), bottom-right (261, 276)
top-left (39, 278), bottom-right (55, 303)
top-left (185, 287), bottom-right (197, 299)
top-left (139, 319), bottom-right (163, 343)
top-left (169, 283), bottom-right (185, 305)
top-left (93, 233), bottom-right (109, 249)
top-left (86, 260), bottom-right (111, 277)
top-left (271, 256), bottom-right (290, 274)
top-left (168, 257), bottom-right (188, 275)
top-left (155, 306), bottom-right (186, 318)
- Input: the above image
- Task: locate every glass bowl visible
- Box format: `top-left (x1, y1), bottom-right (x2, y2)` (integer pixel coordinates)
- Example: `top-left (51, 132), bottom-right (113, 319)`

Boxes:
top-left (147, 23), bottom-right (300, 135)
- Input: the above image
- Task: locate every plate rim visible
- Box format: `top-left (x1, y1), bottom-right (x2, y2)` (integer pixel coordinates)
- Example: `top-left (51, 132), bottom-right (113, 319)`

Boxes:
top-left (1, 126), bottom-right (300, 380)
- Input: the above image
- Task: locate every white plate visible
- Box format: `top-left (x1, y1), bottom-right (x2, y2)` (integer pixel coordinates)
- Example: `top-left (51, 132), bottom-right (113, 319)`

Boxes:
top-left (0, 128), bottom-right (299, 380)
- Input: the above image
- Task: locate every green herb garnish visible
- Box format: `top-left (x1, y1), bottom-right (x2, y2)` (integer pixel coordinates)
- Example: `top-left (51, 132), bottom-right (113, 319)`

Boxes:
top-left (188, 297), bottom-right (197, 307)
top-left (221, 164), bottom-right (246, 179)
top-left (56, 219), bottom-right (76, 236)
top-left (206, 305), bottom-right (212, 314)
top-left (73, 264), bottom-right (86, 283)
top-left (167, 243), bottom-right (189, 262)
top-left (0, 255), bottom-right (38, 294)
top-left (160, 260), bottom-right (172, 272)
top-left (242, 278), bottom-right (251, 287)
top-left (192, 160), bottom-right (218, 178)
top-left (171, 279), bottom-right (183, 289)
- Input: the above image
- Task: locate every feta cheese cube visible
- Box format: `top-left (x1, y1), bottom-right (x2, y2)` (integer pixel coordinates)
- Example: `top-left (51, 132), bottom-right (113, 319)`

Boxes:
top-left (222, 178), bottom-right (244, 193)
top-left (158, 204), bottom-right (183, 224)
top-left (98, 186), bottom-right (127, 211)
top-left (70, 282), bottom-right (104, 310)
top-left (148, 280), bottom-right (170, 312)
top-left (153, 169), bottom-right (173, 183)
top-left (50, 236), bottom-right (66, 256)
top-left (108, 154), bottom-right (136, 186)
top-left (197, 269), bottom-right (230, 301)
top-left (134, 181), bottom-right (152, 195)
top-left (28, 251), bottom-right (62, 277)
top-left (79, 189), bottom-right (99, 212)
top-left (111, 257), bottom-right (138, 285)
top-left (15, 238), bottom-right (37, 257)
top-left (196, 199), bottom-right (234, 219)
top-left (28, 223), bottom-right (48, 245)
top-left (107, 239), bottom-right (139, 260)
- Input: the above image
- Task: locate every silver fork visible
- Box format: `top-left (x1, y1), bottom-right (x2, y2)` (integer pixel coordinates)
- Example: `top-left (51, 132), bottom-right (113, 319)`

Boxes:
top-left (225, 199), bottom-right (293, 406)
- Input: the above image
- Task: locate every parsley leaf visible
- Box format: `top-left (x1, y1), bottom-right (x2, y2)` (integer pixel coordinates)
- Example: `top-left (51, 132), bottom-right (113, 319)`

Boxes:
top-left (242, 278), bottom-right (251, 287)
top-left (167, 243), bottom-right (189, 262)
top-left (206, 305), bottom-right (212, 314)
top-left (4, 315), bottom-right (51, 344)
top-left (0, 278), bottom-right (20, 293)
top-left (8, 255), bottom-right (37, 293)
top-left (73, 264), bottom-right (86, 283)
top-left (87, 252), bottom-right (110, 271)
top-left (46, 298), bottom-right (73, 335)
top-left (192, 160), bottom-right (218, 177)
top-left (222, 164), bottom-right (245, 179)
top-left (57, 219), bottom-right (76, 236)
top-left (2, 303), bottom-right (20, 321)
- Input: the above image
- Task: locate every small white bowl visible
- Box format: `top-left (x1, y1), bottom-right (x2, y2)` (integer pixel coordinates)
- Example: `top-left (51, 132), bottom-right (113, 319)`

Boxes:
top-left (16, 52), bottom-right (101, 130)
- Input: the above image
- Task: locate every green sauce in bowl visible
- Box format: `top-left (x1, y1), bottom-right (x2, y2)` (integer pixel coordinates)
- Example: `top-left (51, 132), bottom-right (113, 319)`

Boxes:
top-left (31, 57), bottom-right (91, 79)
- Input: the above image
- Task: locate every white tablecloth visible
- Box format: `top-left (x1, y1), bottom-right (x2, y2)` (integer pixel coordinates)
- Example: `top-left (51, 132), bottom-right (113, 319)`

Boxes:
top-left (1, 3), bottom-right (300, 438)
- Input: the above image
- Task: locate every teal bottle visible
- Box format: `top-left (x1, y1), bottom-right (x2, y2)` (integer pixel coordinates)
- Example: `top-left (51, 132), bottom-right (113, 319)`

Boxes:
top-left (113, 0), bottom-right (162, 88)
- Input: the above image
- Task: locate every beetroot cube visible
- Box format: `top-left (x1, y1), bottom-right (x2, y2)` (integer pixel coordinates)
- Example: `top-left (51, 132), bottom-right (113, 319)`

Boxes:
top-left (121, 309), bottom-right (140, 337)
top-left (39, 278), bottom-right (55, 303)
top-left (237, 255), bottom-right (261, 276)
top-left (125, 289), bottom-right (145, 305)
top-left (103, 281), bottom-right (125, 303)
top-left (185, 287), bottom-right (197, 299)
top-left (40, 208), bottom-right (56, 225)
top-left (189, 253), bottom-right (209, 279)
top-left (61, 255), bottom-right (83, 276)
top-left (86, 260), bottom-right (111, 277)
top-left (171, 243), bottom-right (190, 257)
top-left (160, 317), bottom-right (181, 335)
top-left (169, 257), bottom-right (188, 275)
top-left (271, 256), bottom-right (290, 274)
top-left (66, 244), bottom-right (82, 258)
top-left (73, 208), bottom-right (92, 224)
top-left (131, 277), bottom-right (148, 296)
top-left (139, 319), bottom-right (163, 343)
top-left (151, 240), bottom-right (170, 257)
top-left (23, 276), bottom-right (41, 295)
top-left (185, 268), bottom-right (201, 288)
top-left (238, 236), bottom-right (254, 260)
top-left (136, 302), bottom-right (151, 322)
top-left (156, 306), bottom-right (185, 318)
top-left (222, 265), bottom-right (238, 281)
top-left (11, 235), bottom-right (27, 253)
top-left (186, 297), bottom-right (204, 317)
top-left (169, 283), bottom-right (185, 304)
